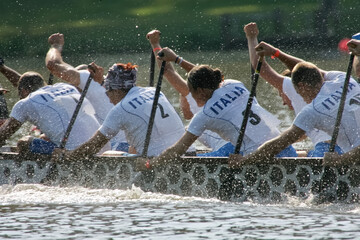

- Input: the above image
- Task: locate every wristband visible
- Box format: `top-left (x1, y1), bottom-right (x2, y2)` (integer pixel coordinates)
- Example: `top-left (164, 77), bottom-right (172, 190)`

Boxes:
top-left (175, 56), bottom-right (179, 64)
top-left (178, 57), bottom-right (183, 65)
top-left (52, 44), bottom-right (63, 52)
top-left (145, 159), bottom-right (151, 169)
top-left (153, 47), bottom-right (162, 52)
top-left (271, 49), bottom-right (280, 59)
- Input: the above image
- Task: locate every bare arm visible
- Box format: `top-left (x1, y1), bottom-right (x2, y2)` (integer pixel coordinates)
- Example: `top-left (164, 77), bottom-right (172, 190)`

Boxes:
top-left (0, 117), bottom-right (23, 146)
top-left (244, 23), bottom-right (284, 91)
top-left (146, 30), bottom-right (194, 119)
top-left (354, 56), bottom-right (360, 80)
top-left (229, 125), bottom-right (305, 168)
top-left (146, 31), bottom-right (190, 96)
top-left (136, 131), bottom-right (198, 170)
top-left (347, 40), bottom-right (360, 80)
top-left (323, 147), bottom-right (360, 167)
top-left (0, 61), bottom-right (21, 87)
top-left (347, 39), bottom-right (360, 56)
top-left (180, 95), bottom-right (193, 119)
top-left (255, 41), bottom-right (305, 72)
top-left (61, 131), bottom-right (109, 161)
top-left (244, 22), bottom-right (259, 73)
top-left (45, 33), bottom-right (81, 86)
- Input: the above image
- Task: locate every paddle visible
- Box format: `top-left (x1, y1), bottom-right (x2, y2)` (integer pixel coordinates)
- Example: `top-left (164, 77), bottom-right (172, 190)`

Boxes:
top-left (149, 51), bottom-right (155, 87)
top-left (142, 60), bottom-right (166, 157)
top-left (329, 54), bottom-right (355, 152)
top-left (234, 56), bottom-right (264, 154)
top-left (59, 73), bottom-right (93, 150)
top-left (48, 73), bottom-right (54, 85)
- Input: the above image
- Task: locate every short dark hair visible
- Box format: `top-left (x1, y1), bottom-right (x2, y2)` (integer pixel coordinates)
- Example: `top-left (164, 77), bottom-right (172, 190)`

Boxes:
top-left (18, 72), bottom-right (45, 93)
top-left (187, 65), bottom-right (223, 90)
top-left (291, 62), bottom-right (322, 87)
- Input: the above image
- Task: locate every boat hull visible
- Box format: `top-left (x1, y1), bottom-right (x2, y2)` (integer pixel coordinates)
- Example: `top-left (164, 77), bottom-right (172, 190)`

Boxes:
top-left (0, 152), bottom-right (359, 203)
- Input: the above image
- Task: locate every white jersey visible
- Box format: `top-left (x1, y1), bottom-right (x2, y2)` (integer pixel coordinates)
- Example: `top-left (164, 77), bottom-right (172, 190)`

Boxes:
top-left (185, 93), bottom-right (228, 150)
top-left (99, 86), bottom-right (185, 156)
top-left (79, 70), bottom-right (126, 144)
top-left (79, 70), bottom-right (114, 123)
top-left (187, 80), bottom-right (281, 155)
top-left (10, 83), bottom-right (100, 150)
top-left (283, 76), bottom-right (331, 145)
top-left (293, 71), bottom-right (360, 152)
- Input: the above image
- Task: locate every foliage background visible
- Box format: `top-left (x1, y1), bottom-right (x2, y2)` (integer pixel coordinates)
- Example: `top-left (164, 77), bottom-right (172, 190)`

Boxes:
top-left (0, 0), bottom-right (358, 57)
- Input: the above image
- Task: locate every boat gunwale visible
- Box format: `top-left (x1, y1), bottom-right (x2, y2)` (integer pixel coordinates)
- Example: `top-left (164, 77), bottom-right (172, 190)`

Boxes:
top-left (0, 151), bottom-right (336, 167)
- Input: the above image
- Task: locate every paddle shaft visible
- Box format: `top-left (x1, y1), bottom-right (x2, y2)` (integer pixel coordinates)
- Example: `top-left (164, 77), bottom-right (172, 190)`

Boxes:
top-left (48, 73), bottom-right (54, 85)
top-left (329, 54), bottom-right (355, 152)
top-left (59, 75), bottom-right (92, 149)
top-left (149, 51), bottom-right (155, 87)
top-left (234, 56), bottom-right (264, 154)
top-left (142, 60), bottom-right (166, 157)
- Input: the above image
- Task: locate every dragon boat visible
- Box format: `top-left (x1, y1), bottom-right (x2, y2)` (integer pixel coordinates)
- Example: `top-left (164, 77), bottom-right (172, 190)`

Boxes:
top-left (0, 149), bottom-right (359, 203)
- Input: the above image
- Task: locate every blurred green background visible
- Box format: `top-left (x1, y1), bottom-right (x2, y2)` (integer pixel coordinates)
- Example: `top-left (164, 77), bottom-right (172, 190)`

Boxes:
top-left (0, 0), bottom-right (358, 57)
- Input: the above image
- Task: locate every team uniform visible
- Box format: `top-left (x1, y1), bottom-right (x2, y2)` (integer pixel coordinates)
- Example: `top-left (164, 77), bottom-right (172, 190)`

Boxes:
top-left (187, 79), bottom-right (297, 156)
top-left (11, 83), bottom-right (100, 151)
top-left (283, 74), bottom-right (343, 156)
top-left (99, 86), bottom-right (185, 156)
top-left (185, 91), bottom-right (234, 156)
top-left (79, 70), bottom-right (127, 151)
top-left (294, 71), bottom-right (360, 152)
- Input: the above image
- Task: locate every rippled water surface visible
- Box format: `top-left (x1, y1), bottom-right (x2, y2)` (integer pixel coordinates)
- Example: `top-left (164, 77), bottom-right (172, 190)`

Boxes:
top-left (0, 184), bottom-right (359, 239)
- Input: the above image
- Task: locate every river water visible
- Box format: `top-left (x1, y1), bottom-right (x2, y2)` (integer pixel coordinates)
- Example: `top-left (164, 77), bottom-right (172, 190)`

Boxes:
top-left (1, 184), bottom-right (360, 239)
top-left (0, 50), bottom-right (357, 239)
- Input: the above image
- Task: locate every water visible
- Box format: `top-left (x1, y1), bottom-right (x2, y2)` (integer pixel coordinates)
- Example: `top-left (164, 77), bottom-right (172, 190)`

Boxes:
top-left (0, 50), bottom-right (356, 239)
top-left (0, 184), bottom-right (359, 239)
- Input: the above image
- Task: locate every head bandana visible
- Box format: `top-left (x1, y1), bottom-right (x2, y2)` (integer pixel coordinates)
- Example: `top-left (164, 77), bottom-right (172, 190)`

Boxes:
top-left (104, 63), bottom-right (138, 91)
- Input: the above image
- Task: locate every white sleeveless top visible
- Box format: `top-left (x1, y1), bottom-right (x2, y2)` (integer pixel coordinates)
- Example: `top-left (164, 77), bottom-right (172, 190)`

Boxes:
top-left (188, 80), bottom-right (281, 155)
top-left (185, 92), bottom-right (228, 151)
top-left (283, 76), bottom-right (331, 145)
top-left (294, 72), bottom-right (360, 152)
top-left (99, 86), bottom-right (185, 156)
top-left (11, 83), bottom-right (100, 150)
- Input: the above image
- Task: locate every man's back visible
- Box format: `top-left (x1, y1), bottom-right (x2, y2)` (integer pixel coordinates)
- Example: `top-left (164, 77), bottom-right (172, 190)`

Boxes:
top-left (10, 83), bottom-right (100, 150)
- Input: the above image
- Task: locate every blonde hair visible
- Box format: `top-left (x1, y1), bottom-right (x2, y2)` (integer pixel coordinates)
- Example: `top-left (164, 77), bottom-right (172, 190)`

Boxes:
top-left (18, 72), bottom-right (45, 93)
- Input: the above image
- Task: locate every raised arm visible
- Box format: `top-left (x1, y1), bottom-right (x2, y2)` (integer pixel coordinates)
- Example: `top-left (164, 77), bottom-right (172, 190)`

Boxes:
top-left (347, 39), bottom-right (360, 80)
top-left (0, 58), bottom-right (21, 87)
top-left (45, 33), bottom-right (81, 86)
top-left (255, 41), bottom-right (305, 72)
top-left (146, 30), bottom-right (188, 95)
top-left (146, 30), bottom-right (194, 119)
top-left (244, 23), bottom-right (284, 91)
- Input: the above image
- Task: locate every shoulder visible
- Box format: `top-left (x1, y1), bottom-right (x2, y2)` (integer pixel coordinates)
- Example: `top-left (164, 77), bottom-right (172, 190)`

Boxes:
top-left (323, 71), bottom-right (346, 81)
top-left (52, 82), bottom-right (76, 88)
top-left (78, 70), bottom-right (91, 85)
top-left (221, 79), bottom-right (242, 86)
top-left (10, 99), bottom-right (30, 121)
top-left (12, 98), bottom-right (28, 110)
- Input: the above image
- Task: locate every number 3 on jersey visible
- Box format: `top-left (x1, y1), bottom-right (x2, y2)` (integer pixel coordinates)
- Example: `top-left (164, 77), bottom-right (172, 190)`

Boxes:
top-left (242, 109), bottom-right (261, 125)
